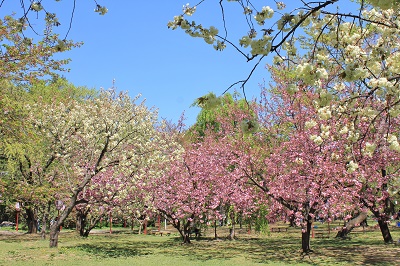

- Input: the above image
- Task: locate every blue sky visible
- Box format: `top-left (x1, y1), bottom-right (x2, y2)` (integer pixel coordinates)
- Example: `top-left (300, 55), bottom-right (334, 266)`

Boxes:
top-left (2, 1), bottom-right (269, 126)
top-left (3, 1), bottom-right (356, 126)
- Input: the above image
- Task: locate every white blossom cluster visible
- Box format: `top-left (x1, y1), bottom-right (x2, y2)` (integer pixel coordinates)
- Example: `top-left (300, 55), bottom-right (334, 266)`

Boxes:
top-left (387, 134), bottom-right (400, 152)
top-left (168, 16), bottom-right (220, 47)
top-left (347, 160), bottom-right (359, 174)
top-left (363, 142), bottom-right (377, 157)
top-left (276, 2), bottom-right (286, 10)
top-left (182, 3), bottom-right (196, 16)
top-left (317, 106), bottom-right (332, 120)
top-left (310, 135), bottom-right (323, 145)
top-left (169, 2), bottom-right (400, 153)
top-left (294, 157), bottom-right (304, 165)
top-left (254, 6), bottom-right (274, 25)
top-left (304, 120), bottom-right (317, 129)
top-left (295, 63), bottom-right (328, 85)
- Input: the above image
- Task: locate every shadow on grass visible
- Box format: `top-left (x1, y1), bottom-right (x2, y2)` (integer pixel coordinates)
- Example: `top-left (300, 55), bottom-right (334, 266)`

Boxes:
top-left (71, 243), bottom-right (153, 258)
top-left (158, 236), bottom-right (400, 265)
top-left (3, 230), bottom-right (399, 265)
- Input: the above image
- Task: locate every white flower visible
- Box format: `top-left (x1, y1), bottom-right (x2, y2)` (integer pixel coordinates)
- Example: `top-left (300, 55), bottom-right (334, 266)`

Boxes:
top-left (316, 68), bottom-right (328, 80)
top-left (347, 160), bottom-right (359, 174)
top-left (276, 2), bottom-right (286, 10)
top-left (239, 35), bottom-right (252, 47)
top-left (254, 6), bottom-right (274, 25)
top-left (333, 83), bottom-right (345, 92)
top-left (295, 157), bottom-right (304, 165)
top-left (387, 134), bottom-right (400, 152)
top-left (305, 120), bottom-right (317, 129)
top-left (339, 126), bottom-right (348, 135)
top-left (310, 135), bottom-right (323, 145)
top-left (363, 142), bottom-right (376, 157)
top-left (182, 3), bottom-right (196, 16)
top-left (331, 152), bottom-right (340, 161)
top-left (318, 107), bottom-right (332, 120)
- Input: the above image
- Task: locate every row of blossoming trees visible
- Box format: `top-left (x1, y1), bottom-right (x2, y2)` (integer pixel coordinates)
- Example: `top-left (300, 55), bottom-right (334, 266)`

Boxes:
top-left (1, 69), bottom-right (398, 252)
top-left (0, 78), bottom-right (183, 247)
top-left (1, 0), bottom-right (400, 254)
top-left (163, 0), bottom-right (400, 253)
top-left (152, 66), bottom-right (399, 253)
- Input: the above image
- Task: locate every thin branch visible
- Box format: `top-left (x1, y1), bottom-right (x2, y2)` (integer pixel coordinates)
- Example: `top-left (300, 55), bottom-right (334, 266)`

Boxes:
top-left (222, 54), bottom-right (265, 102)
top-left (64, 0), bottom-right (76, 40)
top-left (320, 10), bottom-right (398, 28)
top-left (219, 0), bottom-right (228, 42)
top-left (271, 0), bottom-right (339, 52)
top-left (216, 34), bottom-right (249, 59)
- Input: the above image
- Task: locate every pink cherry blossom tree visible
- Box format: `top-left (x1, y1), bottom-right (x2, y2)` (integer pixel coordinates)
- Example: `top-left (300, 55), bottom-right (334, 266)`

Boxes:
top-left (150, 125), bottom-right (256, 243)
top-left (243, 64), bottom-right (400, 251)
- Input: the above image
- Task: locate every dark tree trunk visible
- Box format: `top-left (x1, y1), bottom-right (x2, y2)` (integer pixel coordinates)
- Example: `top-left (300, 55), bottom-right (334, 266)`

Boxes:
top-left (228, 212), bottom-right (236, 240)
top-left (182, 218), bottom-right (192, 244)
top-left (76, 210), bottom-right (88, 237)
top-left (172, 216), bottom-right (193, 244)
top-left (79, 216), bottom-right (86, 237)
top-left (366, 169), bottom-right (393, 244)
top-left (26, 207), bottom-right (38, 234)
top-left (378, 219), bottom-right (393, 243)
top-left (289, 214), bottom-right (296, 227)
top-left (214, 220), bottom-right (218, 239)
top-left (301, 219), bottom-right (312, 254)
top-left (183, 228), bottom-right (191, 244)
top-left (75, 213), bottom-right (82, 233)
top-left (336, 211), bottom-right (368, 239)
top-left (82, 216), bottom-right (102, 237)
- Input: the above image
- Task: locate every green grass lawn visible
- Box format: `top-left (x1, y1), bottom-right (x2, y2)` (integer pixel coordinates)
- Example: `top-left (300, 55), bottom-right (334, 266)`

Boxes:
top-left (1, 223), bottom-right (399, 266)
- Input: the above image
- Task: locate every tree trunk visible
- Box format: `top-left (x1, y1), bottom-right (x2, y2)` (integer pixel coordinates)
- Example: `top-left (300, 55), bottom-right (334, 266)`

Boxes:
top-left (173, 218), bottom-right (192, 244)
top-left (138, 221), bottom-right (142, 235)
top-left (289, 214), bottom-right (296, 227)
top-left (214, 220), bottom-right (218, 239)
top-left (40, 201), bottom-right (51, 239)
top-left (82, 216), bottom-right (102, 237)
top-left (49, 223), bottom-right (61, 248)
top-left (40, 212), bottom-right (49, 239)
top-left (301, 219), bottom-right (312, 254)
top-left (228, 221), bottom-right (236, 240)
top-left (75, 213), bottom-right (82, 233)
top-left (182, 218), bottom-right (192, 244)
top-left (378, 220), bottom-right (393, 243)
top-left (336, 211), bottom-right (368, 239)
top-left (183, 228), bottom-right (191, 244)
top-left (76, 211), bottom-right (87, 237)
top-left (26, 207), bottom-right (38, 234)
top-left (49, 170), bottom-right (97, 247)
top-left (40, 215), bottom-right (47, 239)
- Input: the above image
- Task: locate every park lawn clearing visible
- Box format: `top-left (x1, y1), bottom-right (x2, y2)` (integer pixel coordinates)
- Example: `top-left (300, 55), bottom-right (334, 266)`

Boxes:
top-left (0, 225), bottom-right (399, 266)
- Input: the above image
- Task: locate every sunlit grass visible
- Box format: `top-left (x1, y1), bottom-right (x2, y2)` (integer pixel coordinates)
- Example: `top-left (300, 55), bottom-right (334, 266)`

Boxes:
top-left (1, 223), bottom-right (399, 266)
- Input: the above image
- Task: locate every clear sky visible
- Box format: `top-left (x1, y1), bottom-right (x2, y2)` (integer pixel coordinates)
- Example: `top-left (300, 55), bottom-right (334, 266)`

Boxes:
top-left (3, 1), bottom-right (357, 126)
top-left (2, 1), bottom-right (270, 126)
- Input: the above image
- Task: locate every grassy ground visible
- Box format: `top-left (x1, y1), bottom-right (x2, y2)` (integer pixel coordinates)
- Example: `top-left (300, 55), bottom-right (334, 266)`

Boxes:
top-left (1, 222), bottom-right (399, 266)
